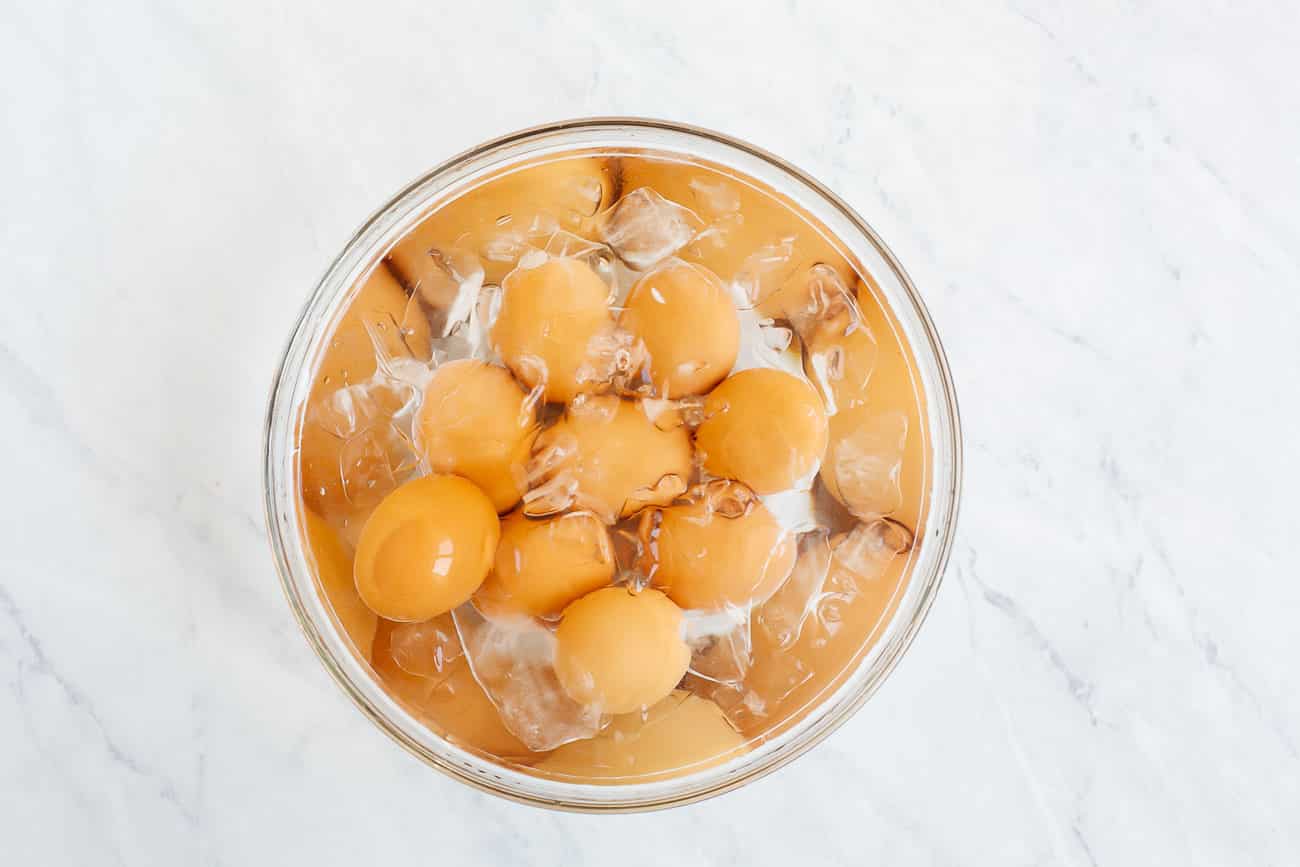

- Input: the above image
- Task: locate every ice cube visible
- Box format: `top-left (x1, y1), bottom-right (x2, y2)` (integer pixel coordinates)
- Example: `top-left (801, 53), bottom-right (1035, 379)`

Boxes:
top-left (732, 238), bottom-right (796, 309)
top-left (624, 473), bottom-right (689, 518)
top-left (427, 280), bottom-right (503, 367)
top-left (542, 231), bottom-right (617, 279)
top-left (687, 176), bottom-right (742, 217)
top-left (597, 188), bottom-right (703, 270)
top-left (337, 421), bottom-right (420, 509)
top-left (520, 426), bottom-right (580, 517)
top-left (301, 363), bottom-right (424, 520)
top-left (479, 211), bottom-right (561, 269)
top-left (830, 517), bottom-right (914, 577)
top-left (771, 263), bottom-right (855, 335)
top-left (409, 246), bottom-right (485, 322)
top-left (802, 305), bottom-right (878, 416)
top-left (538, 232), bottom-right (635, 306)
top-left (682, 606), bottom-right (752, 687)
top-left (608, 510), bottom-right (659, 587)
top-left (733, 518), bottom-right (913, 725)
top-left (688, 210), bottom-right (745, 257)
top-left (390, 617), bottom-right (463, 679)
top-left (755, 530), bottom-right (831, 650)
top-left (822, 409), bottom-right (908, 519)
top-left (573, 326), bottom-right (647, 397)
top-left (452, 604), bottom-right (603, 751)
top-left (306, 381), bottom-right (390, 440)
top-left (814, 519), bottom-right (913, 643)
top-left (731, 307), bottom-right (806, 378)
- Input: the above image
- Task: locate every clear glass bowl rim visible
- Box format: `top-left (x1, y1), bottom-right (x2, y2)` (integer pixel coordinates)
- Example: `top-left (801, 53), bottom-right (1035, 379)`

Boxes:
top-left (263, 117), bottom-right (963, 812)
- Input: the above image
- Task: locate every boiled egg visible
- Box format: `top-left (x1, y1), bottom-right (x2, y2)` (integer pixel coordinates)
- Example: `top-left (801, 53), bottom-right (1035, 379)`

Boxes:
top-left (415, 359), bottom-right (538, 512)
top-left (475, 510), bottom-right (615, 618)
top-left (354, 475), bottom-right (499, 621)
top-left (532, 396), bottom-right (693, 522)
top-left (651, 482), bottom-right (796, 610)
top-left (491, 257), bottom-right (613, 403)
top-left (695, 368), bottom-right (828, 494)
top-left (554, 586), bottom-right (690, 714)
top-left (618, 261), bottom-right (739, 397)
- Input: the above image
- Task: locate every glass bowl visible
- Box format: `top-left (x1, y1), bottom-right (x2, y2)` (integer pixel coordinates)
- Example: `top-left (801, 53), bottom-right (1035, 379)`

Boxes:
top-left (263, 118), bottom-right (962, 811)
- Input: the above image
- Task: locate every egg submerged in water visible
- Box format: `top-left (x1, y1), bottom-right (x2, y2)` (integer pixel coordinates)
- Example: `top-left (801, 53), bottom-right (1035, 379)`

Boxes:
top-left (553, 586), bottom-right (691, 715)
top-left (475, 510), bottom-right (616, 618)
top-left (490, 257), bottom-right (614, 404)
top-left (529, 396), bottom-right (694, 523)
top-left (293, 150), bottom-right (931, 788)
top-left (353, 475), bottom-right (500, 622)
top-left (415, 359), bottom-right (538, 513)
top-left (618, 260), bottom-right (739, 397)
top-left (695, 367), bottom-right (829, 495)
top-left (650, 480), bottom-right (797, 610)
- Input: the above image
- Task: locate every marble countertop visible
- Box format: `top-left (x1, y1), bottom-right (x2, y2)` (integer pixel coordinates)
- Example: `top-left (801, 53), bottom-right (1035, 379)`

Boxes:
top-left (3, 1), bottom-right (1297, 863)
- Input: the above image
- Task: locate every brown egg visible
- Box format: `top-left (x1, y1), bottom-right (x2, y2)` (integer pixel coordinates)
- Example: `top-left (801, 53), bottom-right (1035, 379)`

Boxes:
top-left (300, 265), bottom-right (431, 515)
top-left (536, 690), bottom-right (746, 782)
top-left (490, 257), bottom-right (613, 403)
top-left (651, 482), bottom-right (797, 610)
top-left (532, 397), bottom-right (693, 523)
top-left (415, 360), bottom-right (538, 512)
top-left (303, 510), bottom-right (377, 655)
top-left (554, 587), bottom-right (690, 714)
top-left (387, 157), bottom-right (617, 288)
top-left (370, 619), bottom-right (531, 757)
top-left (353, 475), bottom-right (499, 621)
top-left (618, 261), bottom-right (739, 397)
top-left (475, 511), bottom-right (615, 618)
top-left (695, 368), bottom-right (828, 494)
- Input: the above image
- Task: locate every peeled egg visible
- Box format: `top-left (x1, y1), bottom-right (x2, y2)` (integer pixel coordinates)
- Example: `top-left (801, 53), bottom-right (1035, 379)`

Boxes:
top-left (533, 397), bottom-right (693, 522)
top-left (618, 261), bottom-right (739, 397)
top-left (303, 510), bottom-right (378, 654)
top-left (536, 690), bottom-right (746, 782)
top-left (475, 511), bottom-right (615, 618)
top-left (353, 475), bottom-right (499, 621)
top-left (370, 618), bottom-right (530, 757)
top-left (490, 257), bottom-right (613, 403)
top-left (695, 368), bottom-right (828, 494)
top-left (415, 360), bottom-right (538, 512)
top-left (651, 482), bottom-right (796, 610)
top-left (554, 586), bottom-right (690, 714)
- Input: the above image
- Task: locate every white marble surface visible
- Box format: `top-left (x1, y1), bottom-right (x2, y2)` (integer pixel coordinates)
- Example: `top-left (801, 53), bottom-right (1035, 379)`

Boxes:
top-left (3, 1), bottom-right (1298, 863)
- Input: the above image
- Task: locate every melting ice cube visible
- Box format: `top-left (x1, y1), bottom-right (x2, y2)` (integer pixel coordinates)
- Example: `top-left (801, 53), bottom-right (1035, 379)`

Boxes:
top-left (824, 410), bottom-right (908, 519)
top-left (451, 605), bottom-right (603, 751)
top-left (597, 188), bottom-right (702, 270)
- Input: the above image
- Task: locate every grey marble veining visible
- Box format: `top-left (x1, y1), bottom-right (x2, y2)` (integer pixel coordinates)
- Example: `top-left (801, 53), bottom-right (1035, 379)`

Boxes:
top-left (2, 0), bottom-right (1297, 863)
